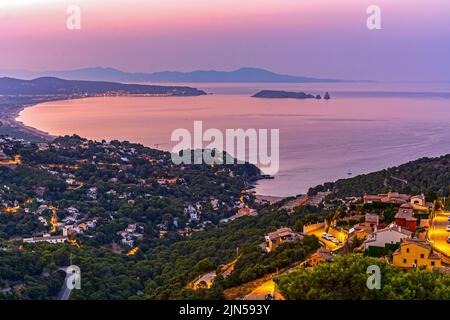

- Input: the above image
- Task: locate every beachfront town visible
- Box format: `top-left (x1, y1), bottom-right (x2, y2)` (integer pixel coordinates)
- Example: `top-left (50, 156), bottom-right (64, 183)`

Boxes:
top-left (0, 134), bottom-right (450, 300)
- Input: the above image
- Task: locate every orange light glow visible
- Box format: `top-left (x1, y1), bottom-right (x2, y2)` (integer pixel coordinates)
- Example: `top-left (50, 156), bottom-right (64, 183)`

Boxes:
top-left (126, 247), bottom-right (139, 256)
top-left (49, 208), bottom-right (58, 233)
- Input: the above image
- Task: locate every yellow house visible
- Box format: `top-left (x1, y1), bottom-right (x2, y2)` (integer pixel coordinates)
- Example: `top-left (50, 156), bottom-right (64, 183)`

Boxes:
top-left (392, 239), bottom-right (441, 270)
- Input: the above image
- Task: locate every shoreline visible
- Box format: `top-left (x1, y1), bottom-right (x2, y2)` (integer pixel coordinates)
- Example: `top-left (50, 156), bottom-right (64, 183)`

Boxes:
top-left (5, 97), bottom-right (285, 199)
top-left (11, 103), bottom-right (56, 141)
top-left (10, 94), bottom-right (446, 201)
top-left (1, 93), bottom-right (197, 142)
top-left (0, 96), bottom-right (68, 142)
top-left (5, 97), bottom-right (284, 198)
top-left (7, 97), bottom-right (287, 199)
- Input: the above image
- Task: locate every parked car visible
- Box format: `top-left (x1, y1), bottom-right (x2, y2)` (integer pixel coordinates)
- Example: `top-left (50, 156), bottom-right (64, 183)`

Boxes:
top-left (321, 232), bottom-right (328, 239)
top-left (446, 225), bottom-right (450, 232)
top-left (447, 236), bottom-right (450, 243)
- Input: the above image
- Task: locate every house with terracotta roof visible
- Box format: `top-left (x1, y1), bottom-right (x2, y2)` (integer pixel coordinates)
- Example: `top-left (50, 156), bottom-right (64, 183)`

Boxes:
top-left (363, 192), bottom-right (410, 205)
top-left (264, 227), bottom-right (302, 252)
top-left (394, 203), bottom-right (417, 232)
top-left (392, 239), bottom-right (441, 270)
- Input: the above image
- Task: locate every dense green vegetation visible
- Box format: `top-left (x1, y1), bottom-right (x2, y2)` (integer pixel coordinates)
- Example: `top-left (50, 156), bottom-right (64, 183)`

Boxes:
top-left (277, 254), bottom-right (450, 300)
top-left (2, 135), bottom-right (449, 300)
top-left (0, 207), bottom-right (323, 300)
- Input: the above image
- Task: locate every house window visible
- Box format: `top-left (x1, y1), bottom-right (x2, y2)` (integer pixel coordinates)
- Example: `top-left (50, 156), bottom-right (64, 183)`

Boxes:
top-left (406, 248), bottom-right (409, 253)
top-left (431, 261), bottom-right (435, 266)
top-left (420, 254), bottom-right (424, 259)
top-left (403, 259), bottom-right (407, 264)
top-left (414, 259), bottom-right (417, 265)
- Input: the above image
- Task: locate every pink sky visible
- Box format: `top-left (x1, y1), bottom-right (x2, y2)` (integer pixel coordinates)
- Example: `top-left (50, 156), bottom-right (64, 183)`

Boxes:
top-left (1, 0), bottom-right (449, 81)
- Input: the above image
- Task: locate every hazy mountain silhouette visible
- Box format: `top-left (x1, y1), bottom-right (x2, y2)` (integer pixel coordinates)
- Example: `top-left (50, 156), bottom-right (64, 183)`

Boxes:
top-left (0, 67), bottom-right (350, 83)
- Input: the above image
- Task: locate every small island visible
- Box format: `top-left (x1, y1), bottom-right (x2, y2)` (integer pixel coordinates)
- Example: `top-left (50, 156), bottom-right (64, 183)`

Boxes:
top-left (252, 90), bottom-right (331, 100)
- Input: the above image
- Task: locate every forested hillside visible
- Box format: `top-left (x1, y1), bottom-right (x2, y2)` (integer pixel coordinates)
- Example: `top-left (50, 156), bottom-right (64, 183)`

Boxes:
top-left (308, 154), bottom-right (450, 198)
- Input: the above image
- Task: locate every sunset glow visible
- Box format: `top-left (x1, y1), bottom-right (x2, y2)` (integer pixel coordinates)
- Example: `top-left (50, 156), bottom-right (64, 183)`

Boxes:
top-left (1, 0), bottom-right (450, 80)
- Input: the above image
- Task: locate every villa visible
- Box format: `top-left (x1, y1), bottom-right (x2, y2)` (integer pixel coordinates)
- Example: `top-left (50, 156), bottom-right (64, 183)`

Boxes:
top-left (392, 239), bottom-right (441, 270)
top-left (264, 227), bottom-right (302, 253)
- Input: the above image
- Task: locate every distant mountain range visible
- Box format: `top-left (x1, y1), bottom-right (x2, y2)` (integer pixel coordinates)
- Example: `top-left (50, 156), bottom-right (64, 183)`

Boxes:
top-left (0, 67), bottom-right (351, 83)
top-left (0, 77), bottom-right (206, 96)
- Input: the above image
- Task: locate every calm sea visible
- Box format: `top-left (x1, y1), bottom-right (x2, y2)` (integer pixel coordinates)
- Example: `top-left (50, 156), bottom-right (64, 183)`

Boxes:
top-left (18, 82), bottom-right (450, 196)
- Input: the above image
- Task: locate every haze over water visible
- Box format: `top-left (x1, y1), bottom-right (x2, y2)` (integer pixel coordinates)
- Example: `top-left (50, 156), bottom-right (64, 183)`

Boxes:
top-left (18, 82), bottom-right (450, 196)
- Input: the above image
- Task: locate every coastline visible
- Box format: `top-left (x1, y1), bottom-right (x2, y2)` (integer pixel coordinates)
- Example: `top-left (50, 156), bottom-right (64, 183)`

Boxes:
top-left (0, 96), bottom-right (67, 142)
top-left (10, 93), bottom-right (448, 200)
top-left (11, 103), bottom-right (56, 141)
top-left (6, 96), bottom-right (284, 200)
top-left (1, 93), bottom-right (195, 142)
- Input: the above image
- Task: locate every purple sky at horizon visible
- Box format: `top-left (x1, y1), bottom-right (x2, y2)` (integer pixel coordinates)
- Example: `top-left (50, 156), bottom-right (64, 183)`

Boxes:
top-left (1, 0), bottom-right (450, 81)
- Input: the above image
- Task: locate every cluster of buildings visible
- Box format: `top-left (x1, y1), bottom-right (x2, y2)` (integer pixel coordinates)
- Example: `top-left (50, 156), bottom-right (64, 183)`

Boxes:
top-left (351, 193), bottom-right (445, 270)
top-left (364, 192), bottom-right (431, 210)
top-left (0, 137), bottom-right (24, 168)
top-left (60, 207), bottom-right (97, 236)
top-left (362, 192), bottom-right (431, 232)
top-left (117, 224), bottom-right (145, 247)
top-left (280, 190), bottom-right (447, 272)
top-left (2, 136), bottom-right (261, 252)
top-left (361, 222), bottom-right (444, 270)
top-left (20, 204), bottom-right (97, 244)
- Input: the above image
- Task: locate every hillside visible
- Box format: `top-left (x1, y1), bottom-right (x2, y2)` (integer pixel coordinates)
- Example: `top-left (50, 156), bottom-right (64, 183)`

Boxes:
top-left (0, 134), bottom-right (320, 300)
top-left (0, 77), bottom-right (206, 96)
top-left (308, 154), bottom-right (450, 198)
top-left (0, 67), bottom-right (344, 83)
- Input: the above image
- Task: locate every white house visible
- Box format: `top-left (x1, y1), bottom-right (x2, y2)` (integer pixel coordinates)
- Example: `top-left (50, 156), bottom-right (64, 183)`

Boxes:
top-left (23, 234), bottom-right (68, 244)
top-left (364, 225), bottom-right (411, 251)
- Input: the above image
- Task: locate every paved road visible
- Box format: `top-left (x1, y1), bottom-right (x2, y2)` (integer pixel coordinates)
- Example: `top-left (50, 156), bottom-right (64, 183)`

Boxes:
top-left (308, 227), bottom-right (341, 251)
top-left (243, 280), bottom-right (284, 300)
top-left (57, 284), bottom-right (72, 301)
top-left (56, 268), bottom-right (73, 300)
top-left (429, 211), bottom-right (450, 256)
